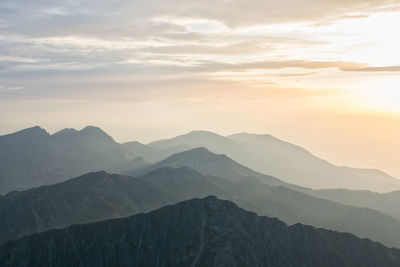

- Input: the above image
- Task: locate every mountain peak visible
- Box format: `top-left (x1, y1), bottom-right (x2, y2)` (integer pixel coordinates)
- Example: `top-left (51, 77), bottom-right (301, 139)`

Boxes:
top-left (3, 196), bottom-right (400, 266)
top-left (179, 130), bottom-right (233, 143)
top-left (184, 130), bottom-right (223, 137)
top-left (81, 125), bottom-right (107, 134)
top-left (81, 126), bottom-right (115, 140)
top-left (229, 132), bottom-right (279, 142)
top-left (0, 126), bottom-right (49, 139)
top-left (19, 126), bottom-right (47, 135)
top-left (156, 147), bottom-right (228, 164)
top-left (52, 128), bottom-right (78, 137)
top-left (149, 130), bottom-right (234, 149)
top-left (51, 125), bottom-right (114, 142)
top-left (182, 146), bottom-right (212, 154)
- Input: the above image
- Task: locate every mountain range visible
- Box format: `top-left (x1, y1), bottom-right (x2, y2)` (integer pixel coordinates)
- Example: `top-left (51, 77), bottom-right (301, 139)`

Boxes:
top-left (1, 196), bottom-right (400, 267)
top-left (2, 125), bottom-right (400, 265)
top-left (2, 126), bottom-right (399, 195)
top-left (2, 165), bottom-right (400, 248)
top-left (0, 126), bottom-right (148, 195)
top-left (148, 130), bottom-right (400, 192)
top-left (125, 147), bottom-right (400, 222)
top-left (125, 147), bottom-right (286, 186)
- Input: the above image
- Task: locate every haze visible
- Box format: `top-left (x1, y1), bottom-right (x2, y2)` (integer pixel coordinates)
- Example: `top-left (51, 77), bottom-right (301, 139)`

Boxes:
top-left (0, 0), bottom-right (399, 176)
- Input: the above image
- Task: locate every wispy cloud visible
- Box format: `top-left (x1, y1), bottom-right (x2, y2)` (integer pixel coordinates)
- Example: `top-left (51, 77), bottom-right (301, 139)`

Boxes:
top-left (343, 66), bottom-right (400, 72)
top-left (0, 0), bottom-right (399, 109)
top-left (6, 86), bottom-right (23, 91)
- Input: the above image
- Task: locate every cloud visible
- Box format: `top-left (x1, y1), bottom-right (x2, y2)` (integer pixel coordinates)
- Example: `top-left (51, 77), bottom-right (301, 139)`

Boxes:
top-left (0, 56), bottom-right (36, 63)
top-left (343, 66), bottom-right (400, 72)
top-left (6, 86), bottom-right (23, 91)
top-left (0, 0), bottom-right (398, 107)
top-left (0, 0), bottom-right (398, 77)
top-left (0, 85), bottom-right (23, 92)
top-left (1, 0), bottom-right (399, 38)
top-left (216, 60), bottom-right (367, 71)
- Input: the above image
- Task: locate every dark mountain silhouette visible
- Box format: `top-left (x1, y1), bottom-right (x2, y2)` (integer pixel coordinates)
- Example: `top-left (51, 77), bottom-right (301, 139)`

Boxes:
top-left (1, 196), bottom-right (400, 267)
top-left (2, 167), bottom-right (400, 248)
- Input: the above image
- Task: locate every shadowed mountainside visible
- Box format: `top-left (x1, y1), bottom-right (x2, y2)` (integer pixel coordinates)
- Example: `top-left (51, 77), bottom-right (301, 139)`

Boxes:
top-left (2, 167), bottom-right (400, 248)
top-left (1, 196), bottom-right (400, 267)
top-left (300, 187), bottom-right (400, 221)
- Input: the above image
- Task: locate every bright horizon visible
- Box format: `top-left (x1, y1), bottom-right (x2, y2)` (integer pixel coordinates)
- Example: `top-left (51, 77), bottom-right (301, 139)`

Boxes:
top-left (1, 0), bottom-right (400, 176)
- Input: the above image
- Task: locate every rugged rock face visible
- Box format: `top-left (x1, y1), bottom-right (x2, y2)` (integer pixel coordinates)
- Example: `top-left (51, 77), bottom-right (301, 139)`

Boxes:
top-left (1, 196), bottom-right (400, 267)
top-left (2, 167), bottom-right (400, 248)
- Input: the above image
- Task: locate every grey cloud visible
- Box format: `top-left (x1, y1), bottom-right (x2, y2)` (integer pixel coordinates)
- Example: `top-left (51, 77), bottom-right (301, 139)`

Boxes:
top-left (0, 0), bottom-right (398, 94)
top-left (190, 60), bottom-right (367, 73)
top-left (1, 0), bottom-right (399, 38)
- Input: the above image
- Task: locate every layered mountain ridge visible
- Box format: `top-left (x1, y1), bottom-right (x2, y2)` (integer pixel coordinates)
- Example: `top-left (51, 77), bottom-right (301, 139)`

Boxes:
top-left (149, 130), bottom-right (400, 191)
top-left (2, 166), bottom-right (400, 248)
top-left (2, 126), bottom-right (399, 194)
top-left (1, 196), bottom-right (400, 267)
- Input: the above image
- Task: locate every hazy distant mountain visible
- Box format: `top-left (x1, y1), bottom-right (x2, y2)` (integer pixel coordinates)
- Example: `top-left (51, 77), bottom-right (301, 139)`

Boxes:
top-left (0, 126), bottom-right (58, 194)
top-left (148, 131), bottom-right (400, 191)
top-left (341, 166), bottom-right (400, 184)
top-left (126, 147), bottom-right (285, 186)
top-left (125, 148), bottom-right (400, 236)
top-left (299, 187), bottom-right (400, 221)
top-left (150, 130), bottom-right (236, 152)
top-left (2, 196), bottom-right (400, 267)
top-left (3, 167), bottom-right (400, 248)
top-left (107, 156), bottom-right (150, 173)
top-left (122, 140), bottom-right (190, 163)
top-left (3, 126), bottom-right (398, 194)
top-left (0, 126), bottom-right (141, 194)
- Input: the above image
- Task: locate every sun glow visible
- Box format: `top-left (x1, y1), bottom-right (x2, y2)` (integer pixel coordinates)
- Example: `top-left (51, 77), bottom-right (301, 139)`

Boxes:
top-left (361, 86), bottom-right (400, 113)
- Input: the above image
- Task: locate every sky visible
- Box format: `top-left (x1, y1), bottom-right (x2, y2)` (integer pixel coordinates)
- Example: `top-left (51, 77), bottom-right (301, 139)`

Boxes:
top-left (0, 0), bottom-right (400, 176)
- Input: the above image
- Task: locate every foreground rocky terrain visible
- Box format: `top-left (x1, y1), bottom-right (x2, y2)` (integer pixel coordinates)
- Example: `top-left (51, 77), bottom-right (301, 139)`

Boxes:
top-left (1, 196), bottom-right (400, 267)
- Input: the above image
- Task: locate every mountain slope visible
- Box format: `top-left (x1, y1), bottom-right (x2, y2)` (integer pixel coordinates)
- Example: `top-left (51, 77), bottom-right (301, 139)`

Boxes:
top-left (3, 126), bottom-right (398, 194)
top-left (125, 147), bottom-right (400, 223)
top-left (230, 133), bottom-right (400, 191)
top-left (148, 130), bottom-right (400, 191)
top-left (126, 147), bottom-right (285, 186)
top-left (300, 187), bottom-right (400, 221)
top-left (122, 140), bottom-right (189, 163)
top-left (0, 126), bottom-right (57, 194)
top-left (0, 126), bottom-right (138, 194)
top-left (1, 196), bottom-right (400, 267)
top-left (2, 167), bottom-right (400, 248)
top-left (0, 168), bottom-right (223, 243)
